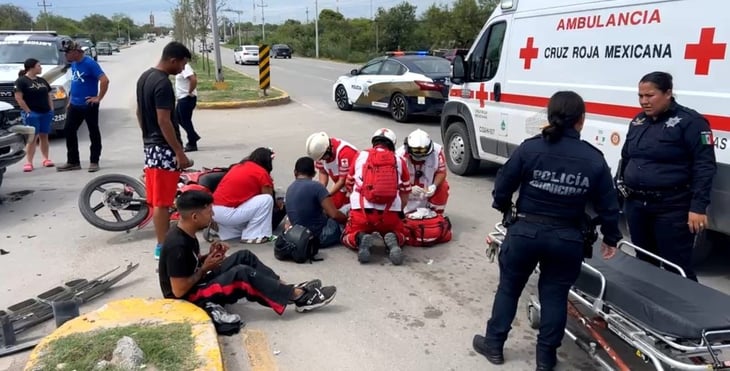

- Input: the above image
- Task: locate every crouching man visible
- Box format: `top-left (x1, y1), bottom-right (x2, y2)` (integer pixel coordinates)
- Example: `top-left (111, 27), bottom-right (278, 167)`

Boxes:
top-left (158, 190), bottom-right (337, 325)
top-left (396, 129), bottom-right (449, 214)
top-left (342, 128), bottom-right (411, 265)
top-left (284, 156), bottom-right (348, 248)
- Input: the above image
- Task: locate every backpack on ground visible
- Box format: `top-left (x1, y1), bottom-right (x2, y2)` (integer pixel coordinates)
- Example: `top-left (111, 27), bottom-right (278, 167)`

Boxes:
top-left (359, 149), bottom-right (399, 206)
top-left (403, 213), bottom-right (453, 247)
top-left (274, 224), bottom-right (322, 263)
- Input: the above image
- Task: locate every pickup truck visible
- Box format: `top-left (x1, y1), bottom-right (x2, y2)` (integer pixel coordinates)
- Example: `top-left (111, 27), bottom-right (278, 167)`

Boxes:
top-left (0, 102), bottom-right (29, 190)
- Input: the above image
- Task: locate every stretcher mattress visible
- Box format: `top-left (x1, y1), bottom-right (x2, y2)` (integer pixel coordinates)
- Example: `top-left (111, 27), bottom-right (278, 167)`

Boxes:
top-left (573, 246), bottom-right (730, 340)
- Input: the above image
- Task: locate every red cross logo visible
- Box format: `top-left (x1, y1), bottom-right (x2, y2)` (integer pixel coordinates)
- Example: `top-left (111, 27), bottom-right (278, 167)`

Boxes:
top-left (475, 83), bottom-right (489, 108)
top-left (684, 27), bottom-right (726, 76)
top-left (519, 37), bottom-right (539, 70)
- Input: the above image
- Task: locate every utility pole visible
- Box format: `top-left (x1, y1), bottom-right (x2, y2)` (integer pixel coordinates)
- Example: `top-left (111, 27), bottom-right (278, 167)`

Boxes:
top-left (37, 0), bottom-right (51, 31)
top-left (222, 8), bottom-right (243, 46)
top-left (314, 0), bottom-right (319, 58)
top-left (254, 0), bottom-right (267, 41)
top-left (305, 7), bottom-right (309, 24)
top-left (209, 0), bottom-right (224, 82)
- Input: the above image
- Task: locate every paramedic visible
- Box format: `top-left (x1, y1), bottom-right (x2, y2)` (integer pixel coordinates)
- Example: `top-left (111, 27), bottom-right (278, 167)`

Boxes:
top-left (618, 71), bottom-right (717, 282)
top-left (342, 128), bottom-right (411, 266)
top-left (305, 132), bottom-right (359, 209)
top-left (474, 91), bottom-right (622, 371)
top-left (395, 129), bottom-right (450, 214)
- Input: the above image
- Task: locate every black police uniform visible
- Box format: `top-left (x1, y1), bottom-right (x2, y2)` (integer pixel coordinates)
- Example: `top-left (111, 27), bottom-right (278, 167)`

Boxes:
top-left (619, 99), bottom-right (717, 281)
top-left (479, 128), bottom-right (622, 369)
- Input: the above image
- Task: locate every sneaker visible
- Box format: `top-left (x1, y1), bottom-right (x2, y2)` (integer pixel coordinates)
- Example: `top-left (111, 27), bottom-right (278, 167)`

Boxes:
top-left (295, 286), bottom-right (337, 313)
top-left (357, 233), bottom-right (373, 264)
top-left (204, 302), bottom-right (241, 324)
top-left (384, 232), bottom-right (404, 265)
top-left (154, 244), bottom-right (162, 260)
top-left (56, 163), bottom-right (81, 172)
top-left (88, 163), bottom-right (100, 173)
top-left (294, 279), bottom-right (322, 291)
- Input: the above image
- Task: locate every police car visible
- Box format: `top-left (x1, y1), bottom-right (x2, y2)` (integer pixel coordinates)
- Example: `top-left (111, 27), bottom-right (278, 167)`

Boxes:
top-left (0, 31), bottom-right (72, 134)
top-left (332, 51), bottom-right (451, 122)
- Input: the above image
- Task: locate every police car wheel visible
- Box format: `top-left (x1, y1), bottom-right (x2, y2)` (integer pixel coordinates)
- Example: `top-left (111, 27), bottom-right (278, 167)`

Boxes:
top-left (335, 85), bottom-right (352, 111)
top-left (390, 93), bottom-right (409, 122)
top-left (444, 122), bottom-right (480, 175)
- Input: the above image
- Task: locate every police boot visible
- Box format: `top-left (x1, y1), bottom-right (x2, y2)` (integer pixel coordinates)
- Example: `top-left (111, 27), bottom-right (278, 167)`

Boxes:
top-left (472, 335), bottom-right (504, 365)
top-left (356, 233), bottom-right (372, 264)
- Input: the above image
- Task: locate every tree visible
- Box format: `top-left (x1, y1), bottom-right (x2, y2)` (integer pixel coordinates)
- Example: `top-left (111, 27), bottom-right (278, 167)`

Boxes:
top-left (35, 14), bottom-right (83, 36)
top-left (375, 2), bottom-right (418, 51)
top-left (0, 5), bottom-right (33, 30)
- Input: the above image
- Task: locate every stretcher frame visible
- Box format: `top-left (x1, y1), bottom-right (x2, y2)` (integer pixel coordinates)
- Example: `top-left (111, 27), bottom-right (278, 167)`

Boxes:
top-left (485, 223), bottom-right (730, 371)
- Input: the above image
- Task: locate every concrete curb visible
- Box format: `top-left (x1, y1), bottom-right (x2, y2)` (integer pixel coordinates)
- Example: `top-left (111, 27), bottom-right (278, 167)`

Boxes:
top-left (197, 88), bottom-right (291, 110)
top-left (23, 298), bottom-right (222, 371)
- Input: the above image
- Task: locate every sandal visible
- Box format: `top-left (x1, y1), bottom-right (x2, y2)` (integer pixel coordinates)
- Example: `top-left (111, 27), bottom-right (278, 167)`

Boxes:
top-left (23, 163), bottom-right (33, 172)
top-left (42, 159), bottom-right (55, 167)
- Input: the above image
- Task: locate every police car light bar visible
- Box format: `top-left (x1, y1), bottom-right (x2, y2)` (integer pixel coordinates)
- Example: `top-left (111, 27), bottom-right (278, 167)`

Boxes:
top-left (385, 51), bottom-right (431, 56)
top-left (0, 30), bottom-right (58, 36)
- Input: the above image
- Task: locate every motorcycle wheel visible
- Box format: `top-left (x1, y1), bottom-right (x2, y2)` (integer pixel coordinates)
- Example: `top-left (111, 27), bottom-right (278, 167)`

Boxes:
top-left (78, 173), bottom-right (150, 232)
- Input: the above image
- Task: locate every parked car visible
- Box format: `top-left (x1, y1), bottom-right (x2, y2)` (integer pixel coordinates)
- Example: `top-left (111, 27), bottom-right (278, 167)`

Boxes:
top-left (0, 102), bottom-right (28, 190)
top-left (270, 44), bottom-right (292, 59)
top-left (439, 48), bottom-right (469, 62)
top-left (110, 42), bottom-right (120, 52)
top-left (96, 42), bottom-right (113, 55)
top-left (332, 52), bottom-right (451, 122)
top-left (0, 31), bottom-right (73, 134)
top-left (234, 45), bottom-right (259, 65)
top-left (74, 38), bottom-right (98, 61)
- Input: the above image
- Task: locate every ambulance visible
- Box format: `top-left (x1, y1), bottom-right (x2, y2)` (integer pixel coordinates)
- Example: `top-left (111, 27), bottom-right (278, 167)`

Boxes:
top-left (441, 0), bottom-right (729, 259)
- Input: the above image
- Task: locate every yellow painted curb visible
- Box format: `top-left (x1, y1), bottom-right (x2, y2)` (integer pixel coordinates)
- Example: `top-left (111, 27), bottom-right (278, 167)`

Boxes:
top-left (24, 298), bottom-right (222, 371)
top-left (197, 89), bottom-right (291, 109)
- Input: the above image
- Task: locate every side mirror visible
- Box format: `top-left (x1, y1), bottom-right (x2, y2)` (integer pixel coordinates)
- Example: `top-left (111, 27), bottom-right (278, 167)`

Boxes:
top-left (350, 69), bottom-right (359, 76)
top-left (451, 55), bottom-right (467, 85)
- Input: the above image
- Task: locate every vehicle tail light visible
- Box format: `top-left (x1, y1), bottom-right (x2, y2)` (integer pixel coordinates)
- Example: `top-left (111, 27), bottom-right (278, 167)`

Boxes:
top-left (415, 80), bottom-right (442, 91)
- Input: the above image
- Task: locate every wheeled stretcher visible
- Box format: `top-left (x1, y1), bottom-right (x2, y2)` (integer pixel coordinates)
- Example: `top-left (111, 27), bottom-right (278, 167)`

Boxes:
top-left (486, 223), bottom-right (730, 370)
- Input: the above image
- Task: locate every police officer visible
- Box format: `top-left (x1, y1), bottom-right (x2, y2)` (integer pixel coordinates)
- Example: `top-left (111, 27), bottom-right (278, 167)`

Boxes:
top-left (473, 91), bottom-right (622, 371)
top-left (618, 71), bottom-right (717, 282)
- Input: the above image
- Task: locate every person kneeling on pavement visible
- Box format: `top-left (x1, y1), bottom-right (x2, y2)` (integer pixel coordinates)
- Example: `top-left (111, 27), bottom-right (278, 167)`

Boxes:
top-left (342, 128), bottom-right (411, 265)
top-left (211, 147), bottom-right (282, 243)
top-left (284, 156), bottom-right (348, 248)
top-left (396, 129), bottom-right (449, 214)
top-left (158, 190), bottom-right (337, 331)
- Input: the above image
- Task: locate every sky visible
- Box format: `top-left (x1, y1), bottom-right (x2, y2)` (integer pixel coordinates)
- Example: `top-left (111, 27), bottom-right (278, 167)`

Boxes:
top-left (8, 0), bottom-right (457, 28)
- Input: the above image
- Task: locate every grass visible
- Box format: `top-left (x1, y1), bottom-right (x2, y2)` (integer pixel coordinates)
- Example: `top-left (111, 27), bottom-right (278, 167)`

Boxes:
top-left (191, 54), bottom-right (282, 102)
top-left (35, 323), bottom-right (198, 371)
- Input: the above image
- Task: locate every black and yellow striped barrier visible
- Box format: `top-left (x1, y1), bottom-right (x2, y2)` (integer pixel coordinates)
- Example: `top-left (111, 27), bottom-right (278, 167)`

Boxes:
top-left (259, 44), bottom-right (271, 95)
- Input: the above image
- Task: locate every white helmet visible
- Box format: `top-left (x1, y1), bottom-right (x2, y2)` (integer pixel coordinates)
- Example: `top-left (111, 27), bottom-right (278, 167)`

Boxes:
top-left (371, 128), bottom-right (397, 147)
top-left (405, 129), bottom-right (433, 160)
top-left (305, 132), bottom-right (331, 160)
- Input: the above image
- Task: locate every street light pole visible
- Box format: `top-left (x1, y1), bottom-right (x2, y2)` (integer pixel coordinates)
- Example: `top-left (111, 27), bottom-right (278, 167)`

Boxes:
top-left (209, 0), bottom-right (224, 82)
top-left (222, 8), bottom-right (243, 46)
top-left (254, 0), bottom-right (267, 41)
top-left (315, 0), bottom-right (319, 58)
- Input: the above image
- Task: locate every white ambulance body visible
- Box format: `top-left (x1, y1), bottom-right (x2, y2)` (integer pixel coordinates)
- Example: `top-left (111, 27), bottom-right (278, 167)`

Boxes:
top-left (442, 0), bottom-right (729, 251)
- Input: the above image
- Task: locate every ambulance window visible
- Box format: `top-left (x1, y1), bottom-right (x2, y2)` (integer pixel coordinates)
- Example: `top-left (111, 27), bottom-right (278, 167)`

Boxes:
top-left (469, 21), bottom-right (506, 81)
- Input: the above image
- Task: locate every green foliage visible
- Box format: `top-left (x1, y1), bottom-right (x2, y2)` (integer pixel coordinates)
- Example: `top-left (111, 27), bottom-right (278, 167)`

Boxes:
top-left (0, 5), bottom-right (33, 30)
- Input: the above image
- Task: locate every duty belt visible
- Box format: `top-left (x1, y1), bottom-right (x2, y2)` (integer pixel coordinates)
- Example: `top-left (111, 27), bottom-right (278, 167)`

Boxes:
top-left (624, 184), bottom-right (690, 201)
top-left (516, 213), bottom-right (580, 227)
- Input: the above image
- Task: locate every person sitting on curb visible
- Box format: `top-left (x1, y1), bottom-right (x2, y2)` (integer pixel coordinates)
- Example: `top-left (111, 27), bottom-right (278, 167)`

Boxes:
top-left (284, 156), bottom-right (348, 248)
top-left (158, 190), bottom-right (337, 325)
top-left (211, 147), bottom-right (279, 243)
top-left (396, 129), bottom-right (450, 214)
top-left (342, 128), bottom-right (411, 265)
top-left (305, 132), bottom-right (359, 209)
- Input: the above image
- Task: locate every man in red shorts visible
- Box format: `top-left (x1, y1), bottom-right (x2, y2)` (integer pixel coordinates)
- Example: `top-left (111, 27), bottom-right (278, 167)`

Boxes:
top-left (136, 41), bottom-right (194, 259)
top-left (305, 131), bottom-right (358, 210)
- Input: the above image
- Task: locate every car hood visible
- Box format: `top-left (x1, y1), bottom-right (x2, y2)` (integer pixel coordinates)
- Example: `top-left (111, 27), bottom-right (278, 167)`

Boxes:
top-left (0, 64), bottom-right (66, 84)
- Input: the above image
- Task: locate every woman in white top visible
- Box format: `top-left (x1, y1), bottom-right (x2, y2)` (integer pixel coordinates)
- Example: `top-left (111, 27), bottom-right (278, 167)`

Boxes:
top-left (174, 62), bottom-right (200, 152)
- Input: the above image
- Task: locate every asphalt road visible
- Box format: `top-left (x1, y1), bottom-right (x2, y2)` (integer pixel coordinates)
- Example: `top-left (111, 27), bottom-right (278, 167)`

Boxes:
top-left (1, 40), bottom-right (728, 371)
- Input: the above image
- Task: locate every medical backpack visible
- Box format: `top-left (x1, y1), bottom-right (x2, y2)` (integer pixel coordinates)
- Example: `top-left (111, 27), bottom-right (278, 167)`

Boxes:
top-left (360, 149), bottom-right (399, 205)
top-left (403, 214), bottom-right (453, 247)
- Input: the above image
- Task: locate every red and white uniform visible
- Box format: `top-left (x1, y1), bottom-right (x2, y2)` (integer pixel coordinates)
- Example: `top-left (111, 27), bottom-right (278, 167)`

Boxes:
top-left (396, 142), bottom-right (450, 213)
top-left (316, 137), bottom-right (358, 208)
top-left (342, 146), bottom-right (411, 248)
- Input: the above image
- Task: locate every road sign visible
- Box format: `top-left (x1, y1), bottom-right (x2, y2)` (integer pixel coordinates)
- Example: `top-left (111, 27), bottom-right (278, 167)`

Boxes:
top-left (259, 44), bottom-right (271, 95)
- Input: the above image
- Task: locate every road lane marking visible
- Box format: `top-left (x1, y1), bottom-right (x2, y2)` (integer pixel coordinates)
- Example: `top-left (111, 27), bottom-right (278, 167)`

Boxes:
top-left (243, 328), bottom-right (279, 371)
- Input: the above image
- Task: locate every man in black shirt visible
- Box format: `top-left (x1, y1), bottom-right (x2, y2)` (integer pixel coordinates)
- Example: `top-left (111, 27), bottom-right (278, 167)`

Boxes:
top-left (159, 190), bottom-right (337, 321)
top-left (136, 41), bottom-right (194, 260)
